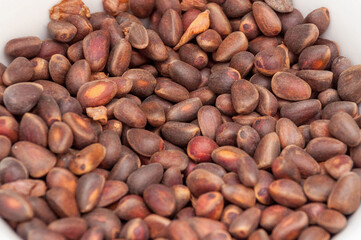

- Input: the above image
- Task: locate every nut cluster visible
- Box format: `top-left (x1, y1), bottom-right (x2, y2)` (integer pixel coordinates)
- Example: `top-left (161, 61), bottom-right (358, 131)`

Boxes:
top-left (0, 0), bottom-right (361, 239)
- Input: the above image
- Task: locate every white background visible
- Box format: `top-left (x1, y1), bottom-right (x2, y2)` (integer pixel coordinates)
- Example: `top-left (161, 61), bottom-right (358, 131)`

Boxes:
top-left (0, 0), bottom-right (360, 239)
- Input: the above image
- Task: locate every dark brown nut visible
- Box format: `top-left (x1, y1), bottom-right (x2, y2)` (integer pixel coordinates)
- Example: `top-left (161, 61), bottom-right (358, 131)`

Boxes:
top-left (169, 60), bottom-right (201, 91)
top-left (168, 220), bottom-right (198, 240)
top-left (144, 214), bottom-right (170, 239)
top-left (253, 1), bottom-right (281, 36)
top-left (322, 101), bottom-right (358, 119)
top-left (296, 70), bottom-right (333, 93)
top-left (222, 0), bottom-right (252, 18)
top-left (318, 89), bottom-right (340, 108)
top-left (255, 85), bottom-right (278, 116)
top-left (281, 145), bottom-right (320, 178)
top-left (84, 208), bottom-right (121, 240)
top-left (254, 132), bottom-right (280, 169)
top-left (305, 7), bottom-right (330, 35)
top-left (143, 184), bottom-right (176, 217)
top-left (237, 155), bottom-right (259, 187)
top-left (260, 205), bottom-right (292, 231)
top-left (76, 173), bottom-right (105, 213)
top-left (238, 12), bottom-right (260, 40)
top-left (107, 40), bottom-right (131, 77)
top-left (195, 191), bottom-right (224, 220)
top-left (0, 116), bottom-right (19, 143)
top-left (248, 36), bottom-right (281, 55)
top-left (63, 112), bottom-right (98, 149)
top-left (46, 187), bottom-right (80, 218)
top-left (48, 217), bottom-right (86, 240)
top-left (155, 0), bottom-right (181, 15)
top-left (127, 128), bottom-right (164, 157)
top-left (223, 172), bottom-right (241, 185)
top-left (11, 141), bottom-right (56, 178)
top-left (229, 51), bottom-right (254, 77)
top-left (90, 12), bottom-right (111, 30)
top-left (198, 106), bottom-right (222, 140)
top-left (280, 99), bottom-right (322, 125)
top-left (314, 37), bottom-right (339, 67)
top-left (158, 9), bottom-right (183, 47)
top-left (338, 65), bottom-right (361, 104)
top-left (150, 150), bottom-right (188, 170)
top-left (96, 131), bottom-right (121, 169)
top-left (112, 98), bottom-right (146, 128)
top-left (233, 112), bottom-right (260, 125)
top-left (16, 218), bottom-right (47, 240)
top-left (284, 23), bottom-right (319, 54)
top-left (237, 125), bottom-right (260, 155)
top-left (324, 155), bottom-right (353, 179)
top-left (216, 122), bottom-right (241, 146)
top-left (28, 228), bottom-right (66, 240)
top-left (196, 29), bottom-right (222, 53)
top-left (77, 79), bottom-right (117, 108)
top-left (80, 226), bottom-right (104, 240)
top-left (316, 209), bottom-right (346, 234)
top-left (83, 30), bottom-right (110, 72)
top-left (208, 68), bottom-right (240, 95)
top-left (213, 31), bottom-right (248, 62)
top-left (265, 0), bottom-right (293, 13)
top-left (3, 82), bottom-right (43, 115)
top-left (181, 8), bottom-right (201, 31)
top-left (229, 207), bottom-right (261, 239)
top-left (126, 163), bottom-right (164, 195)
top-left (172, 184), bottom-right (191, 212)
top-left (252, 116), bottom-right (276, 138)
top-left (298, 45), bottom-right (331, 70)
top-left (272, 156), bottom-right (301, 182)
top-left (34, 80), bottom-right (69, 104)
top-left (35, 95), bottom-right (62, 127)
top-left (123, 68), bottom-right (157, 98)
top-left (141, 29), bottom-right (168, 61)
top-left (328, 172), bottom-right (361, 215)
top-left (0, 157), bottom-right (29, 184)
top-left (207, 3), bottom-right (231, 37)
top-left (140, 101), bottom-right (165, 128)
top-left (103, 0), bottom-right (128, 16)
top-left (155, 47), bottom-right (180, 77)
top-left (5, 36), bottom-right (42, 58)
top-left (278, 8), bottom-right (304, 35)
top-left (271, 72), bottom-right (311, 101)
top-left (69, 143), bottom-right (106, 175)
top-left (194, 163), bottom-right (227, 179)
top-left (254, 46), bottom-right (288, 76)
top-left (306, 137), bottom-right (347, 162)
top-left (3, 57), bottom-right (33, 86)
top-left (0, 189), bottom-right (33, 222)
top-left (67, 41), bottom-right (84, 63)
top-left (191, 86), bottom-right (216, 105)
top-left (186, 169), bottom-right (224, 197)
top-left (187, 217), bottom-right (227, 239)
top-left (332, 56), bottom-right (352, 85)
top-left (107, 77), bottom-right (132, 98)
top-left (0, 179), bottom-right (45, 197)
top-left (162, 167), bottom-right (183, 187)
top-left (58, 96), bottom-right (82, 115)
top-left (269, 179), bottom-right (307, 208)
top-left (155, 78), bottom-right (189, 103)
top-left (220, 204), bottom-right (243, 227)
top-left (249, 229), bottom-right (270, 240)
top-left (48, 20), bottom-right (77, 43)
top-left (66, 59), bottom-right (91, 95)
top-left (119, 218), bottom-right (149, 240)
top-left (167, 98), bottom-right (202, 122)
top-left (271, 211), bottom-right (308, 240)
top-left (116, 11), bottom-right (142, 26)
top-left (299, 226), bottom-right (330, 240)
top-left (115, 195), bottom-right (151, 220)
top-left (29, 59), bottom-right (49, 81)
top-left (0, 136), bottom-right (11, 162)
top-left (100, 17), bottom-right (123, 49)
top-left (27, 196), bottom-right (57, 224)
top-left (211, 146), bottom-right (248, 172)
top-left (276, 118), bottom-right (305, 148)
top-left (97, 180), bottom-right (128, 207)
top-left (46, 167), bottom-right (77, 195)
top-left (48, 122), bottom-right (73, 154)
top-left (221, 184), bottom-right (255, 208)
top-left (162, 121), bottom-right (201, 147)
top-left (179, 43), bottom-right (208, 70)
top-left (19, 113), bottom-right (47, 147)
top-left (48, 54), bottom-right (71, 85)
top-left (250, 74), bottom-right (271, 90)
top-left (36, 39), bottom-right (68, 61)
top-left (187, 136), bottom-right (218, 163)
top-left (303, 174), bottom-right (335, 202)
top-left (298, 125), bottom-right (312, 144)
top-left (231, 80), bottom-right (259, 114)
top-left (62, 14), bottom-right (92, 43)
top-left (124, 22), bottom-right (149, 50)
top-left (202, 229), bottom-right (232, 240)
top-left (129, 0), bottom-right (154, 18)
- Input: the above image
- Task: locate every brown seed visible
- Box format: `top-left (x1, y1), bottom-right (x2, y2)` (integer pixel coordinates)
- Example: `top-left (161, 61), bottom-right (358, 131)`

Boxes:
top-left (27, 196), bottom-right (57, 224)
top-left (141, 29), bottom-right (168, 61)
top-left (150, 150), bottom-right (188, 171)
top-left (276, 118), bottom-right (305, 148)
top-left (253, 1), bottom-right (282, 36)
top-left (318, 88), bottom-right (340, 107)
top-left (249, 229), bottom-right (270, 240)
top-left (119, 218), bottom-right (149, 240)
top-left (169, 60), bottom-right (202, 91)
top-left (35, 94), bottom-right (62, 126)
top-left (167, 97), bottom-right (202, 122)
top-left (324, 155), bottom-right (353, 179)
top-left (269, 179), bottom-right (307, 208)
top-left (231, 80), bottom-right (259, 114)
top-left (220, 204), bottom-right (243, 227)
top-left (230, 51), bottom-right (254, 77)
top-left (80, 226), bottom-right (104, 240)
top-left (0, 179), bottom-right (45, 197)
top-left (0, 137), bottom-right (11, 162)
top-left (351, 143), bottom-right (361, 168)
top-left (239, 12), bottom-right (260, 40)
top-left (305, 7), bottom-right (330, 35)
top-left (69, 143), bottom-right (106, 175)
top-left (46, 187), bottom-right (80, 218)
top-left (249, 36), bottom-right (281, 54)
top-left (103, 0), bottom-right (128, 16)
top-left (46, 167), bottom-right (77, 195)
top-left (123, 68), bottom-right (157, 98)
top-left (83, 30), bottom-right (110, 72)
top-left (271, 72), bottom-right (311, 101)
top-left (186, 169), bottom-right (224, 197)
top-left (113, 98), bottom-right (147, 128)
top-left (271, 211), bottom-right (308, 240)
top-left (299, 45), bottom-right (331, 70)
top-left (254, 132), bottom-right (281, 169)
top-left (2, 57), bottom-right (34, 86)
top-left (316, 209), bottom-right (346, 234)
top-left (168, 220), bottom-right (198, 240)
top-left (322, 100), bottom-right (358, 119)
top-left (66, 59), bottom-right (91, 95)
top-left (5, 36), bottom-right (42, 58)
top-left (107, 39), bottom-right (132, 76)
top-left (255, 85), bottom-right (278, 116)
top-left (67, 41), bottom-right (84, 63)
top-left (158, 9), bottom-right (183, 47)
top-left (332, 56), bottom-right (352, 85)
top-left (3, 82), bottom-right (43, 115)
top-left (260, 205), bottom-right (292, 231)
top-left (284, 23), bottom-right (319, 54)
top-left (213, 31), bottom-right (248, 62)
top-left (208, 67), bottom-right (241, 95)
top-left (221, 184), bottom-right (256, 208)
top-left (237, 155), bottom-right (260, 187)
top-left (124, 22), bottom-right (149, 50)
top-left (127, 128), bottom-right (164, 157)
top-left (0, 189), bottom-right (33, 222)
top-left (206, 3), bottom-right (231, 37)
top-left (84, 208), bottom-right (121, 240)
top-left (48, 54), bottom-right (71, 85)
top-left (36, 39), bottom-right (68, 61)
top-left (19, 113), bottom-right (48, 147)
top-left (179, 43), bottom-right (208, 70)
top-left (48, 122), bottom-right (73, 154)
top-left (272, 156), bottom-right (301, 182)
top-left (130, 0), bottom-right (155, 18)
top-left (76, 173), bottom-right (105, 213)
top-left (296, 70), bottom-right (333, 92)
top-left (237, 125), bottom-right (260, 155)
top-left (298, 226), bottom-right (330, 240)
top-left (229, 207), bottom-right (261, 238)
top-left (303, 174), bottom-right (335, 202)
top-left (198, 106), bottom-right (222, 140)
top-left (161, 121), bottom-right (201, 147)
top-left (16, 218), bottom-right (47, 240)
top-left (195, 191), bottom-right (224, 220)
top-left (48, 217), bottom-right (87, 240)
top-left (280, 99), bottom-right (322, 125)
top-left (77, 79), bottom-right (117, 108)
top-left (329, 111), bottom-right (361, 147)
top-left (115, 195), bottom-right (151, 220)
top-left (0, 116), bottom-right (19, 143)
top-left (196, 29), bottom-right (222, 52)
top-left (182, 8), bottom-right (201, 31)
top-left (255, 46), bottom-right (289, 76)
top-left (328, 172), bottom-right (361, 215)
top-left (211, 146), bottom-right (248, 172)
top-left (187, 217), bottom-right (227, 239)
top-left (187, 136), bottom-right (218, 163)
top-left (172, 185), bottom-right (191, 212)
top-left (143, 184), bottom-right (176, 217)
top-left (144, 214), bottom-right (170, 239)
top-left (215, 122), bottom-right (241, 146)
top-left (28, 228), bottom-right (66, 240)
top-left (48, 20), bottom-right (77, 43)
top-left (97, 180), bottom-right (128, 207)
top-left (265, 0), bottom-right (293, 13)
top-left (155, 78), bottom-right (190, 103)
top-left (306, 137), bottom-right (347, 162)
